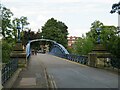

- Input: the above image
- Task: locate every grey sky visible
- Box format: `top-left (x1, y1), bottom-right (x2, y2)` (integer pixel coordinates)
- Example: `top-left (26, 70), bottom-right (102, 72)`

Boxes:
top-left (1, 0), bottom-right (119, 37)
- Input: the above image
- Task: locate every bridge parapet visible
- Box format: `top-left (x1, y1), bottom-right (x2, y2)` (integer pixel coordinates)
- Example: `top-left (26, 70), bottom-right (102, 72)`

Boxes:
top-left (51, 52), bottom-right (88, 65)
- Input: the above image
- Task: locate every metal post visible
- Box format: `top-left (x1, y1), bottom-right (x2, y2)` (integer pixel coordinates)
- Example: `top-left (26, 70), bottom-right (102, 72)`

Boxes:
top-left (96, 27), bottom-right (101, 44)
top-left (17, 22), bottom-right (21, 42)
top-left (42, 35), bottom-right (43, 39)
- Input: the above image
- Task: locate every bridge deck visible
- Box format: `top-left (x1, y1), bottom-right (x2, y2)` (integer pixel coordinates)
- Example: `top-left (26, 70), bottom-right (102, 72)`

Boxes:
top-left (13, 54), bottom-right (118, 88)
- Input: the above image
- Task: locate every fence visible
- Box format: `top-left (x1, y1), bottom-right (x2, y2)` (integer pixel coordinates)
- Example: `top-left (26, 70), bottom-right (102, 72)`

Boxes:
top-left (51, 53), bottom-right (88, 65)
top-left (110, 57), bottom-right (120, 70)
top-left (2, 59), bottom-right (18, 85)
top-left (65, 54), bottom-right (88, 65)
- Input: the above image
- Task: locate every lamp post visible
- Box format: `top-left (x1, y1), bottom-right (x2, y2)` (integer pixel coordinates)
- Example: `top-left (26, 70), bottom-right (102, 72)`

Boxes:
top-left (96, 27), bottom-right (101, 44)
top-left (42, 35), bottom-right (43, 39)
top-left (17, 21), bottom-right (21, 42)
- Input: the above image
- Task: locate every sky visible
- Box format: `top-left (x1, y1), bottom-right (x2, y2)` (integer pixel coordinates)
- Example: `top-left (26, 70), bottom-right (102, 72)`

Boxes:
top-left (1, 0), bottom-right (119, 37)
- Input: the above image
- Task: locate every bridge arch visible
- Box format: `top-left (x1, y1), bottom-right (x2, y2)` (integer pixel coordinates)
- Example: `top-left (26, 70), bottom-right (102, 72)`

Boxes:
top-left (26, 39), bottom-right (69, 58)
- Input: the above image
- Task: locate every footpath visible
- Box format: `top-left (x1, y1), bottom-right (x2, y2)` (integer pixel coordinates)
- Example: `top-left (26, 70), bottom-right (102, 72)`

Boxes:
top-left (12, 55), bottom-right (49, 88)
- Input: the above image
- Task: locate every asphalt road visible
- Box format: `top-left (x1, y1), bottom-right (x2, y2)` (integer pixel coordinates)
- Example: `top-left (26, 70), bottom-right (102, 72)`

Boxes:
top-left (36, 54), bottom-right (118, 88)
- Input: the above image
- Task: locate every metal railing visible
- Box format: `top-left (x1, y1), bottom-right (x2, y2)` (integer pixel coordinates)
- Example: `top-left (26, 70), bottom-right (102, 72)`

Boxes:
top-left (66, 54), bottom-right (88, 65)
top-left (110, 57), bottom-right (120, 70)
top-left (2, 59), bottom-right (18, 85)
top-left (51, 53), bottom-right (88, 65)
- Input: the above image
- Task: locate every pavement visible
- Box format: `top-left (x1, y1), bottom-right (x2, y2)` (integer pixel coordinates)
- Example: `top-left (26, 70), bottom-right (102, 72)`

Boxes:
top-left (12, 54), bottom-right (49, 88)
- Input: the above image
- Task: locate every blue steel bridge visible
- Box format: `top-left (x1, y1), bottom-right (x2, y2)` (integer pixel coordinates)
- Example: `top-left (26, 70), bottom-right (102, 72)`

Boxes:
top-left (26, 39), bottom-right (69, 58)
top-left (1, 39), bottom-right (118, 89)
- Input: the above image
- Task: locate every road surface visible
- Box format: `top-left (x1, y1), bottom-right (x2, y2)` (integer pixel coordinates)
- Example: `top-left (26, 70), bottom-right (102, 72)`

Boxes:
top-left (37, 54), bottom-right (118, 88)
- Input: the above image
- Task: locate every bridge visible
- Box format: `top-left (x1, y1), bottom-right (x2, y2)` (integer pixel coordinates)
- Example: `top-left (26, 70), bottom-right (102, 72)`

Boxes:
top-left (26, 39), bottom-right (69, 58)
top-left (1, 39), bottom-right (119, 89)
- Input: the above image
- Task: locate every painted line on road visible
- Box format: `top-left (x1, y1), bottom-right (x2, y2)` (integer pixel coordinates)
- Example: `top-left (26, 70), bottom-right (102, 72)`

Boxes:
top-left (53, 80), bottom-right (57, 89)
top-left (51, 75), bottom-right (57, 89)
top-left (51, 55), bottom-right (89, 68)
top-left (48, 74), bottom-right (57, 89)
top-left (44, 68), bottom-right (49, 88)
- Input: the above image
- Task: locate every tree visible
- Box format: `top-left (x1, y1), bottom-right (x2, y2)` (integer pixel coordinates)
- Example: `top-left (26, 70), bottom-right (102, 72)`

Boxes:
top-left (110, 1), bottom-right (120, 15)
top-left (100, 26), bottom-right (117, 45)
top-left (72, 37), bottom-right (94, 55)
top-left (11, 18), bottom-right (19, 41)
top-left (86, 20), bottom-right (104, 44)
top-left (1, 5), bottom-right (30, 63)
top-left (2, 39), bottom-right (15, 63)
top-left (72, 20), bottom-right (119, 57)
top-left (20, 16), bottom-right (30, 31)
top-left (11, 16), bottom-right (30, 42)
top-left (22, 29), bottom-right (42, 46)
top-left (1, 5), bottom-right (13, 38)
top-left (41, 18), bottom-right (68, 48)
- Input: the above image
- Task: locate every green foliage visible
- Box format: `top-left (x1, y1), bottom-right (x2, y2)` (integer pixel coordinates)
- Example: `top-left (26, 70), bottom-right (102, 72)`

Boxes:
top-left (11, 16), bottom-right (30, 42)
top-left (2, 40), bottom-right (14, 63)
top-left (108, 37), bottom-right (120, 58)
top-left (41, 18), bottom-right (68, 48)
top-left (1, 6), bottom-right (13, 38)
top-left (67, 47), bottom-right (73, 54)
top-left (20, 16), bottom-right (30, 31)
top-left (70, 20), bottom-right (103, 55)
top-left (110, 1), bottom-right (120, 15)
top-left (72, 20), bottom-right (119, 58)
top-left (86, 20), bottom-right (104, 44)
top-left (100, 26), bottom-right (118, 56)
top-left (72, 37), bottom-right (94, 55)
top-left (87, 21), bottom-right (120, 68)
top-left (22, 29), bottom-right (42, 46)
top-left (1, 5), bottom-right (30, 63)
top-left (1, 5), bottom-right (30, 41)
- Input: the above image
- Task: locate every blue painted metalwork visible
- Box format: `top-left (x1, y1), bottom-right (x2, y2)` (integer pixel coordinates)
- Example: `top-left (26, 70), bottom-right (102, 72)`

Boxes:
top-left (52, 53), bottom-right (88, 65)
top-left (96, 27), bottom-right (101, 44)
top-left (50, 43), bottom-right (69, 55)
top-left (26, 39), bottom-right (69, 58)
top-left (66, 54), bottom-right (88, 65)
top-left (25, 39), bottom-right (88, 65)
top-left (26, 42), bottom-right (31, 58)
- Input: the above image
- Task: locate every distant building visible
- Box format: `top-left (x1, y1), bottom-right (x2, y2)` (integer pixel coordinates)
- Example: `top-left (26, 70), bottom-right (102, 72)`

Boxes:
top-left (67, 36), bottom-right (80, 48)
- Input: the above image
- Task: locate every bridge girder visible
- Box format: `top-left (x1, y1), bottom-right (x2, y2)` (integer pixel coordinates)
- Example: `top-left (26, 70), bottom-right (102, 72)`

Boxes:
top-left (26, 39), bottom-right (69, 58)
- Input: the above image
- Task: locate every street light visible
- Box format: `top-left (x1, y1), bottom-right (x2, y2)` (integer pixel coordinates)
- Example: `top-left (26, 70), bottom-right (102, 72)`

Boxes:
top-left (42, 35), bottom-right (43, 39)
top-left (17, 21), bottom-right (21, 42)
top-left (96, 27), bottom-right (102, 44)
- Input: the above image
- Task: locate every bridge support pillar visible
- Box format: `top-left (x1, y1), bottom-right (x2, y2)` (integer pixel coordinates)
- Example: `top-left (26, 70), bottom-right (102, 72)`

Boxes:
top-left (88, 44), bottom-right (111, 68)
top-left (10, 42), bottom-right (27, 68)
top-left (88, 53), bottom-right (97, 67)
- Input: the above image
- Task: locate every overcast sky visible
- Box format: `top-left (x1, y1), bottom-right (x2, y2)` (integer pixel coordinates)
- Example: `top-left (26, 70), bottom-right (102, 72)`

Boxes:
top-left (1, 0), bottom-right (119, 37)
